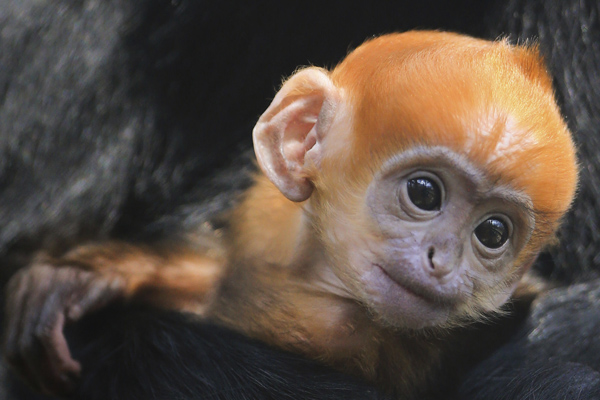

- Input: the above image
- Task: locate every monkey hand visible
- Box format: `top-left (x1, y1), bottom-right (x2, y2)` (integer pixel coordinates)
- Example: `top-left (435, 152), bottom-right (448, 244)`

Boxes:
top-left (3, 263), bottom-right (125, 396)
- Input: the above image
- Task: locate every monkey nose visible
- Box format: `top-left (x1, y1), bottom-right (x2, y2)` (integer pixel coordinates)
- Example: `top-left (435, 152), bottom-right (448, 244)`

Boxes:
top-left (425, 246), bottom-right (454, 279)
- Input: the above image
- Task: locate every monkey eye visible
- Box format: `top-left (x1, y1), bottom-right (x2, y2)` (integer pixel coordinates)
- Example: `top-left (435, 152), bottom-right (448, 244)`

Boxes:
top-left (474, 218), bottom-right (509, 249)
top-left (406, 177), bottom-right (442, 211)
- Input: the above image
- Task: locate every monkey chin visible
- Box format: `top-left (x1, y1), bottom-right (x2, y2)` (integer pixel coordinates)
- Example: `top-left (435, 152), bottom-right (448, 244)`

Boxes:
top-left (362, 264), bottom-right (451, 330)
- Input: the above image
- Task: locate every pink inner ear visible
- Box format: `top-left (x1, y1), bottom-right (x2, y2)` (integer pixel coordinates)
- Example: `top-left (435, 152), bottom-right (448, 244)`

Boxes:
top-left (283, 140), bottom-right (308, 173)
top-left (280, 94), bottom-right (322, 169)
top-left (283, 126), bottom-right (318, 175)
top-left (303, 129), bottom-right (317, 153)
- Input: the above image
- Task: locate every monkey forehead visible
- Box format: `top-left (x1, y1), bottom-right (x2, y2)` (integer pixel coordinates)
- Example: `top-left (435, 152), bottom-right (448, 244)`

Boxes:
top-left (377, 145), bottom-right (532, 204)
top-left (330, 31), bottom-right (577, 219)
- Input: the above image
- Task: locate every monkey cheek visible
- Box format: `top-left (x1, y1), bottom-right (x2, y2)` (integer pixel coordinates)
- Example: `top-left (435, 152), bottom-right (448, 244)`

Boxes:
top-left (361, 266), bottom-right (450, 329)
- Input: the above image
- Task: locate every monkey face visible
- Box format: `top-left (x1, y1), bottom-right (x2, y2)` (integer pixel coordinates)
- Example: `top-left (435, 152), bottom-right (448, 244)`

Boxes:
top-left (322, 146), bottom-right (535, 330)
top-left (252, 32), bottom-right (577, 332)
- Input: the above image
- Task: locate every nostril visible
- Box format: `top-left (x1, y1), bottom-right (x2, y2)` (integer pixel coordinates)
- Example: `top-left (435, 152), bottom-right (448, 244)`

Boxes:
top-left (427, 247), bottom-right (435, 269)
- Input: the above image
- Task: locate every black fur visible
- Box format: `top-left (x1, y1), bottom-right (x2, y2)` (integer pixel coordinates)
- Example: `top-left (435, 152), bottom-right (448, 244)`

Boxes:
top-left (458, 280), bottom-right (600, 399)
top-left (1, 0), bottom-right (600, 399)
top-left (65, 304), bottom-right (388, 400)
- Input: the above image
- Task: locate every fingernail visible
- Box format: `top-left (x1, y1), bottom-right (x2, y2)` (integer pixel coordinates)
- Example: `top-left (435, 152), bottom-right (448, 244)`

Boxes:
top-left (68, 305), bottom-right (81, 319)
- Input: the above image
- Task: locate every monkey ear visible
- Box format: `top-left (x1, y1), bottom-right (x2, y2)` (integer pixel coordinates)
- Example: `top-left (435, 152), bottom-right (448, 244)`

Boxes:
top-left (253, 67), bottom-right (340, 202)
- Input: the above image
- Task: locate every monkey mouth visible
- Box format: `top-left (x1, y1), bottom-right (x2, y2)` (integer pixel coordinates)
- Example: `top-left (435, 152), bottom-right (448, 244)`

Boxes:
top-left (375, 264), bottom-right (431, 301)
top-left (373, 263), bottom-right (455, 305)
top-left (367, 263), bottom-right (452, 328)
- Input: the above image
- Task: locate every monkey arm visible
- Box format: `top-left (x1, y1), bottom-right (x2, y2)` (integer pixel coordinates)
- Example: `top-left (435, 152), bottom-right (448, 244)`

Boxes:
top-left (56, 241), bottom-right (226, 311)
top-left (3, 240), bottom-right (225, 397)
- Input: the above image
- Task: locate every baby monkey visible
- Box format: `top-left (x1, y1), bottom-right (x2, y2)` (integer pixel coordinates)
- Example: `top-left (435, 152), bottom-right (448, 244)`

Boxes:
top-left (4, 31), bottom-right (578, 398)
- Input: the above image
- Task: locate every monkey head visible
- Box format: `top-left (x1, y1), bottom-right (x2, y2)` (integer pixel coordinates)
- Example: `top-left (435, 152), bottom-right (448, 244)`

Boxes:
top-left (253, 31), bottom-right (577, 330)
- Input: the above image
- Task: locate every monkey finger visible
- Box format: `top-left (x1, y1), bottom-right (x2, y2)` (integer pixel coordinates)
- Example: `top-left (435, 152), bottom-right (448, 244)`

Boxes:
top-left (3, 271), bottom-right (33, 360)
top-left (4, 268), bottom-right (52, 372)
top-left (9, 319), bottom-right (52, 395)
top-left (36, 312), bottom-right (80, 395)
top-left (66, 275), bottom-right (124, 321)
top-left (36, 290), bottom-right (79, 370)
top-left (16, 290), bottom-right (75, 396)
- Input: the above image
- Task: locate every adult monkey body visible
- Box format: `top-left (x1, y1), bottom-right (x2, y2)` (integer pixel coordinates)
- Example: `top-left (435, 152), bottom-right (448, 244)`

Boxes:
top-left (4, 32), bottom-right (577, 398)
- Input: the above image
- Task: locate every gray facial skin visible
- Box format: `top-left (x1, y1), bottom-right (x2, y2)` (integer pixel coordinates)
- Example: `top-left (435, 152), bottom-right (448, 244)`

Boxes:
top-left (362, 146), bottom-right (535, 329)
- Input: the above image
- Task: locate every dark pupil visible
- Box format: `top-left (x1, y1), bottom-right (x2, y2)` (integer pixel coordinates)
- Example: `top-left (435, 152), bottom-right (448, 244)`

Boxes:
top-left (475, 218), bottom-right (508, 249)
top-left (406, 178), bottom-right (441, 211)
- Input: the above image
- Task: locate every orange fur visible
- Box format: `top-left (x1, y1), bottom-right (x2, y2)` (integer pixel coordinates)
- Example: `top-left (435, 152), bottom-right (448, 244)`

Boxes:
top-left (329, 32), bottom-right (576, 222)
top-left (55, 241), bottom-right (226, 313)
